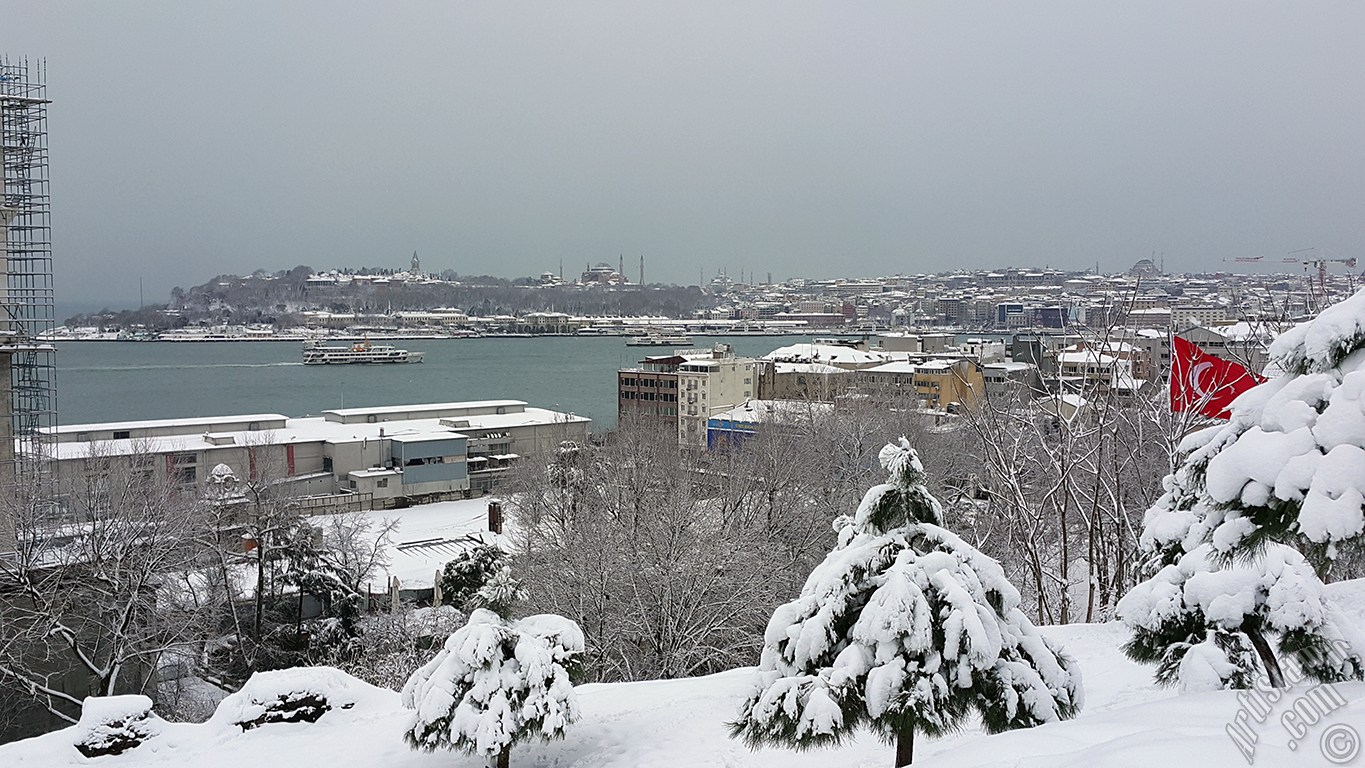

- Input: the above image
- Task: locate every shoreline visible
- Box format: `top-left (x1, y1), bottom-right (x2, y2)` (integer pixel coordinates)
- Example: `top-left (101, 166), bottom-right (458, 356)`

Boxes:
top-left (44, 330), bottom-right (866, 343)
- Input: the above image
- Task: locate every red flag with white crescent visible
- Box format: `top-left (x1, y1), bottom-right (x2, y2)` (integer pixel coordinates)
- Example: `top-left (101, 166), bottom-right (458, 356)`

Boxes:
top-left (1170, 335), bottom-right (1266, 419)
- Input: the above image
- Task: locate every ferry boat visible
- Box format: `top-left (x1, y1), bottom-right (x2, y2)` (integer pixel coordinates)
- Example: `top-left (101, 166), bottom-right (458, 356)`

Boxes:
top-left (302, 338), bottom-right (424, 365)
top-left (625, 331), bottom-right (694, 347)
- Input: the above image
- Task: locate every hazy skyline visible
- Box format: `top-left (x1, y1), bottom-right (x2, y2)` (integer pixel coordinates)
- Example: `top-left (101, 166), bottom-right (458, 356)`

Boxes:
top-left (6, 1), bottom-right (1365, 308)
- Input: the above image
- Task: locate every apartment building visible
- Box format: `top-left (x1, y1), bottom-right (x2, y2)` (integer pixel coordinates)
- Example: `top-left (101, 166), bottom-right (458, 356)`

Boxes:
top-left (1056, 342), bottom-right (1148, 394)
top-left (677, 346), bottom-right (759, 446)
top-left (679, 354), bottom-right (764, 444)
top-left (1180, 323), bottom-right (1273, 374)
top-left (994, 302), bottom-right (1076, 329)
top-left (982, 361), bottom-right (1045, 402)
top-left (759, 361), bottom-right (852, 402)
top-left (617, 345), bottom-right (760, 446)
top-left (911, 359), bottom-right (986, 411)
top-left (617, 354), bottom-right (683, 422)
top-left (1170, 305), bottom-right (1231, 331)
top-left (960, 338), bottom-right (1006, 363)
top-left (858, 358), bottom-right (986, 412)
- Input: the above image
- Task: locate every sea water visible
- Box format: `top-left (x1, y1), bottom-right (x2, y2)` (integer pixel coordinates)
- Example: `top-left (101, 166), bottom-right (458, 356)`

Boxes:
top-left (56, 336), bottom-right (811, 430)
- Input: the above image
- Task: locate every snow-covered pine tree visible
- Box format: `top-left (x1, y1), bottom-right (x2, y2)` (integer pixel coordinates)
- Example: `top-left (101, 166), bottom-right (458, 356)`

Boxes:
top-left (1118, 542), bottom-right (1361, 689)
top-left (402, 607), bottom-right (583, 768)
top-left (438, 542), bottom-right (507, 609)
top-left (731, 439), bottom-right (1082, 767)
top-left (1121, 291), bottom-right (1365, 689)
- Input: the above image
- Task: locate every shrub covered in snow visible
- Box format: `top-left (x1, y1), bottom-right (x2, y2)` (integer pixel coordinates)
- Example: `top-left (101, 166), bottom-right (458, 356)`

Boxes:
top-left (1123, 291), bottom-right (1365, 690)
top-left (439, 543), bottom-right (507, 609)
top-left (402, 608), bottom-right (585, 765)
top-left (731, 440), bottom-right (1082, 767)
top-left (72, 695), bottom-right (163, 758)
top-left (211, 667), bottom-right (368, 731)
top-left (1119, 543), bottom-right (1363, 688)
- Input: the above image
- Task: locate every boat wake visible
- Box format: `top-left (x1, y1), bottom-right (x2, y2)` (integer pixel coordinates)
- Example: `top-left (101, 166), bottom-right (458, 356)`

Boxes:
top-left (65, 362), bottom-right (305, 372)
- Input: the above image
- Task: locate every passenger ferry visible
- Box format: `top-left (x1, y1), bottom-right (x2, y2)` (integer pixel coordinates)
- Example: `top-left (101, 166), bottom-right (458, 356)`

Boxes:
top-left (625, 331), bottom-right (694, 347)
top-left (302, 338), bottom-right (424, 365)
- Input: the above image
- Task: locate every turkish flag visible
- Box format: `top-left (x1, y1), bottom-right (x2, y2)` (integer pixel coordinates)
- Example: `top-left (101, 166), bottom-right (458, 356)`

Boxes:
top-left (1170, 335), bottom-right (1267, 419)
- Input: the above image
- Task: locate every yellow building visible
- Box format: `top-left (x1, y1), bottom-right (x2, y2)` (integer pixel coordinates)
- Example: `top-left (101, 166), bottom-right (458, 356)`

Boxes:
top-left (911, 359), bottom-right (985, 411)
top-left (858, 358), bottom-right (985, 411)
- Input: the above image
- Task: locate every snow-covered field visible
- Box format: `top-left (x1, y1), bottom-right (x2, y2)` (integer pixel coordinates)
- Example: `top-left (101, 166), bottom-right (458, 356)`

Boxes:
top-left (5, 580), bottom-right (1362, 767)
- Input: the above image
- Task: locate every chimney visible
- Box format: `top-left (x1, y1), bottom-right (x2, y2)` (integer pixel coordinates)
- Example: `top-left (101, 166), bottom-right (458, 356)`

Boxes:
top-left (488, 499), bottom-right (504, 534)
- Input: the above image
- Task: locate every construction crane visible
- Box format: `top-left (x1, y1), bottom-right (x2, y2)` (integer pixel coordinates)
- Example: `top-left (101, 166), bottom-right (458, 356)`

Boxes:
top-left (1281, 248), bottom-right (1357, 311)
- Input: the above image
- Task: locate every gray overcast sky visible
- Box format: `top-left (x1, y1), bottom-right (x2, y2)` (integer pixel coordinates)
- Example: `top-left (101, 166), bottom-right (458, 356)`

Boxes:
top-left (6, 2), bottom-right (1365, 307)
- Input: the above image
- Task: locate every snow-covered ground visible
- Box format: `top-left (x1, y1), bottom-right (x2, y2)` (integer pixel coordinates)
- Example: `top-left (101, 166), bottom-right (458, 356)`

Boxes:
top-left (6, 582), bottom-right (1363, 767)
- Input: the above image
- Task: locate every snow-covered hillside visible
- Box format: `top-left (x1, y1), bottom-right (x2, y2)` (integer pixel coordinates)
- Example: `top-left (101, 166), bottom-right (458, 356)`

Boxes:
top-left (5, 581), bottom-right (1363, 767)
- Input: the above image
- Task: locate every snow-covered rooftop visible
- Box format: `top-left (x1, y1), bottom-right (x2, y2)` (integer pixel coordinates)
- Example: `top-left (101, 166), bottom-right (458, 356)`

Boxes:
top-left (51, 414), bottom-right (288, 435)
top-left (1058, 350), bottom-right (1119, 366)
top-left (323, 400), bottom-right (526, 419)
top-left (983, 361), bottom-right (1035, 372)
top-left (863, 361), bottom-right (918, 374)
top-left (763, 343), bottom-right (889, 367)
top-left (709, 399), bottom-right (834, 424)
top-left (772, 362), bottom-right (847, 375)
top-left (42, 407), bottom-right (587, 461)
top-left (320, 497), bottom-right (497, 591)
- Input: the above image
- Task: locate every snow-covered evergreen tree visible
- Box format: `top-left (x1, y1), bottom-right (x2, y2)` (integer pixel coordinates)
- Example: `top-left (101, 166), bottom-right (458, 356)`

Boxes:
top-left (731, 440), bottom-right (1082, 767)
top-left (1119, 542), bottom-right (1362, 688)
top-left (1121, 291), bottom-right (1365, 690)
top-left (402, 607), bottom-right (583, 768)
top-left (438, 542), bottom-right (507, 609)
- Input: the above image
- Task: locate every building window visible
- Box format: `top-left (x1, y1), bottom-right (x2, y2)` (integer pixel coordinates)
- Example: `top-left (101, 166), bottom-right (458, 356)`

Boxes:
top-left (169, 452), bottom-right (197, 484)
top-left (376, 478), bottom-right (388, 488)
top-left (112, 430), bottom-right (130, 440)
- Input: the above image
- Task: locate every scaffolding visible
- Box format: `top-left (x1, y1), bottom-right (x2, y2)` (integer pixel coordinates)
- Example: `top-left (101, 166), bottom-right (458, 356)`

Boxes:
top-left (0, 58), bottom-right (56, 489)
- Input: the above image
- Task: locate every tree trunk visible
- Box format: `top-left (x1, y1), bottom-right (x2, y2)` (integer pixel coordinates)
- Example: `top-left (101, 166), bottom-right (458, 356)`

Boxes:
top-left (254, 542), bottom-right (266, 652)
top-left (493, 746), bottom-right (511, 768)
top-left (1246, 627), bottom-right (1286, 688)
top-left (895, 726), bottom-right (915, 767)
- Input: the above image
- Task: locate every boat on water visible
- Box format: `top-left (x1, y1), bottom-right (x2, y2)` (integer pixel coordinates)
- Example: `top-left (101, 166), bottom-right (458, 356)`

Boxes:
top-left (302, 338), bottom-right (424, 365)
top-left (625, 331), bottom-right (694, 347)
